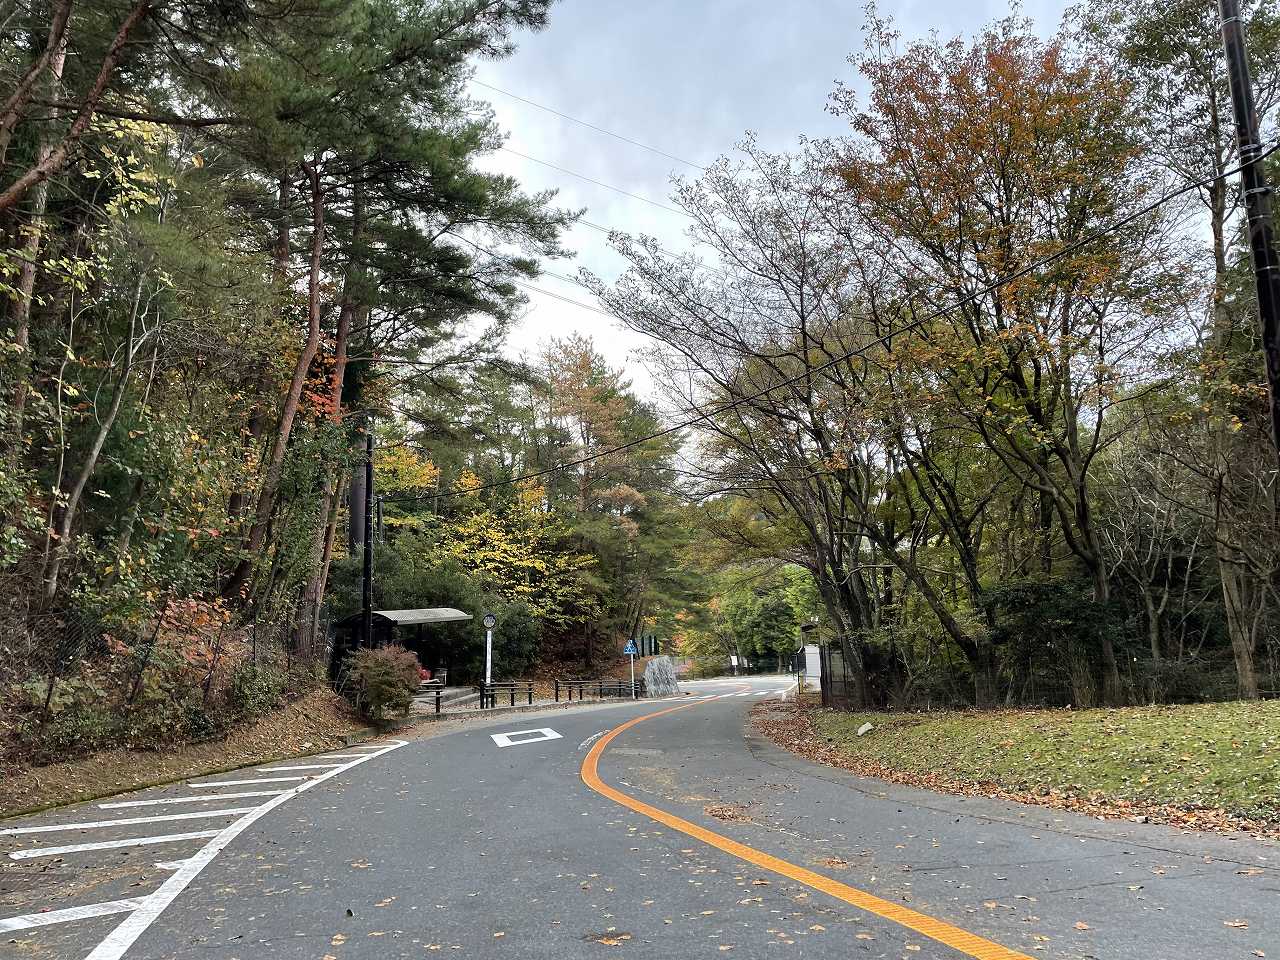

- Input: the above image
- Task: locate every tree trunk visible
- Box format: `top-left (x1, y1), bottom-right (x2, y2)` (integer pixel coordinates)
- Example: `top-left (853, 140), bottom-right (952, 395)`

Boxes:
top-left (1207, 167), bottom-right (1264, 701)
top-left (294, 477), bottom-right (343, 658)
top-left (295, 179), bottom-right (364, 648)
top-left (1141, 588), bottom-right (1162, 663)
top-left (43, 277), bottom-right (146, 598)
top-left (6, 21), bottom-right (68, 463)
top-left (0, 0), bottom-right (152, 214)
top-left (223, 161), bottom-right (325, 600)
top-left (1218, 552), bottom-right (1260, 699)
top-left (228, 173), bottom-right (291, 521)
top-left (1089, 564), bottom-right (1123, 705)
top-left (0, 0), bottom-right (73, 166)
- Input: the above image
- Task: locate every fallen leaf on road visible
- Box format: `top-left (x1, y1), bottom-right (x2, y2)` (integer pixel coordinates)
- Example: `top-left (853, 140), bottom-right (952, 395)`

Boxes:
top-left (705, 803), bottom-right (752, 823)
top-left (1224, 920), bottom-right (1249, 929)
top-left (330, 934), bottom-right (346, 946)
top-left (1074, 922), bottom-right (1091, 930)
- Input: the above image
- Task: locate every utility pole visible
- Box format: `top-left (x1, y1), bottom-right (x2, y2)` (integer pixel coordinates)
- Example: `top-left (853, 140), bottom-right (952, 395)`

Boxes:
top-left (1219, 0), bottom-right (1280, 450)
top-left (360, 427), bottom-right (374, 649)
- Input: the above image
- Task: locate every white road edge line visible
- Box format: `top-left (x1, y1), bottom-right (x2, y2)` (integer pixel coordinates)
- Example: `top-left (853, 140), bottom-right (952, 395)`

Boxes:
top-left (0, 898), bottom-right (147, 934)
top-left (256, 763), bottom-right (343, 772)
top-left (189, 776), bottom-right (306, 788)
top-left (0, 808), bottom-right (257, 836)
top-left (82, 739), bottom-right (407, 960)
top-left (99, 790), bottom-right (287, 809)
top-left (9, 830), bottom-right (222, 860)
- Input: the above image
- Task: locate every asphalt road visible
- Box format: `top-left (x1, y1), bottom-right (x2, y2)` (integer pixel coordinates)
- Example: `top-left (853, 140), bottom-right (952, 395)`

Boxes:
top-left (1, 675), bottom-right (1275, 959)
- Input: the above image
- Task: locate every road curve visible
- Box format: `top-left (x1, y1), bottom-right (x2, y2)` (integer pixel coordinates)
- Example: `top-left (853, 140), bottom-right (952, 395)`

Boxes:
top-left (1, 675), bottom-right (1273, 959)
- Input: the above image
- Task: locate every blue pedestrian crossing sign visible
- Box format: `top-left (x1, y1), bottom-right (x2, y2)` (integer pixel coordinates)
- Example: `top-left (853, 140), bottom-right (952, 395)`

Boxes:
top-left (623, 638), bottom-right (638, 656)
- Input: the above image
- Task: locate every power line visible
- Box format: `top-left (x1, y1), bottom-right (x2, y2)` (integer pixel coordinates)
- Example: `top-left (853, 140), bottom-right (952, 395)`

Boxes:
top-left (514, 278), bottom-right (616, 319)
top-left (473, 80), bottom-right (706, 171)
top-left (382, 140), bottom-right (1280, 505)
top-left (577, 218), bottom-right (733, 278)
top-left (500, 147), bottom-right (691, 218)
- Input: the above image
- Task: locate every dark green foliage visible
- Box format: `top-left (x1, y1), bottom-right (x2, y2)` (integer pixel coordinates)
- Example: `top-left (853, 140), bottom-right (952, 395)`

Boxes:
top-left (227, 662), bottom-right (289, 719)
top-left (984, 577), bottom-right (1130, 707)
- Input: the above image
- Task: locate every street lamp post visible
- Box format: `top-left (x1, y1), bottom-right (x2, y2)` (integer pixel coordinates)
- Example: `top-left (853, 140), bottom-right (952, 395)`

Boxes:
top-left (482, 612), bottom-right (497, 686)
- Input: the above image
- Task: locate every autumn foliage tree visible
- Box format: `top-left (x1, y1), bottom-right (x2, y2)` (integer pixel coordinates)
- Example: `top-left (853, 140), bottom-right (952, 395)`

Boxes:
top-left (592, 13), bottom-right (1276, 707)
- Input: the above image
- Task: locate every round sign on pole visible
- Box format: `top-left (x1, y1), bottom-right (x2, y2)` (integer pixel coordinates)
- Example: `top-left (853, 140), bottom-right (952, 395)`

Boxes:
top-left (482, 613), bottom-right (497, 629)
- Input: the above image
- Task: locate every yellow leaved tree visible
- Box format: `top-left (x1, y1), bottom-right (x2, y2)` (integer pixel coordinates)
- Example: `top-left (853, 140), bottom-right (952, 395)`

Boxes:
top-left (440, 474), bottom-right (598, 629)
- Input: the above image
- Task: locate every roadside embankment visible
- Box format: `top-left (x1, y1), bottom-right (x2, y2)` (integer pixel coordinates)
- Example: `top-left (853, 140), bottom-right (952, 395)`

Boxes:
top-left (0, 689), bottom-right (365, 819)
top-left (752, 697), bottom-right (1280, 837)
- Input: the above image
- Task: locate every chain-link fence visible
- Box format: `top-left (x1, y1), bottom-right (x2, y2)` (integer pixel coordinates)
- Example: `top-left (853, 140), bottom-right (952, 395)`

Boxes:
top-left (0, 594), bottom-right (330, 765)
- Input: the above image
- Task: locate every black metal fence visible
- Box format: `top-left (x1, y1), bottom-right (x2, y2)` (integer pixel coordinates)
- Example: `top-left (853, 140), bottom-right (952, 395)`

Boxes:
top-left (478, 681), bottom-right (536, 709)
top-left (817, 643), bottom-right (850, 710)
top-left (555, 677), bottom-right (646, 701)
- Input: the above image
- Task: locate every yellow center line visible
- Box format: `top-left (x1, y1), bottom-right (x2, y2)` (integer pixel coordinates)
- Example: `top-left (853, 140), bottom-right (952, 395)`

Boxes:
top-left (580, 687), bottom-right (1035, 960)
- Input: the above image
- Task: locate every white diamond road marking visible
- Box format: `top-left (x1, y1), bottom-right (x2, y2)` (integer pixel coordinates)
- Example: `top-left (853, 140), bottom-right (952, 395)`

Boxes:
top-left (490, 727), bottom-right (564, 748)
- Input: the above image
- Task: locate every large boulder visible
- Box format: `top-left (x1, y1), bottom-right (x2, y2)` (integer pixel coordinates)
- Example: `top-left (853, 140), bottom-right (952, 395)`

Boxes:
top-left (644, 655), bottom-right (680, 697)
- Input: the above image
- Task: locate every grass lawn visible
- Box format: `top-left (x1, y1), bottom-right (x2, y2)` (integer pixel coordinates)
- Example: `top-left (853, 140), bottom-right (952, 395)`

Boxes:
top-left (808, 699), bottom-right (1280, 824)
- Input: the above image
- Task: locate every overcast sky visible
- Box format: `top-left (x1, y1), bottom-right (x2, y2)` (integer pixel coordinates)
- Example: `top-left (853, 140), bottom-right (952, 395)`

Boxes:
top-left (470, 0), bottom-right (1071, 398)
